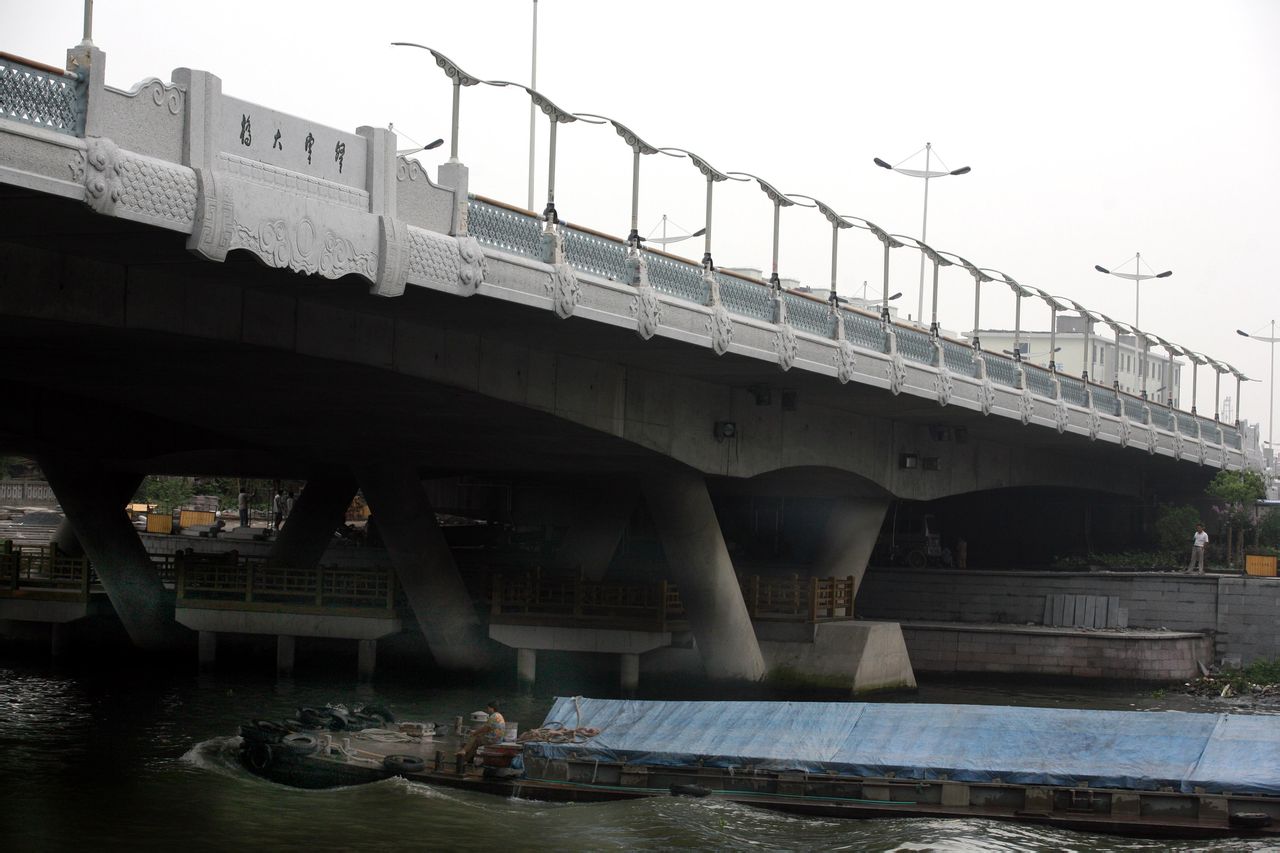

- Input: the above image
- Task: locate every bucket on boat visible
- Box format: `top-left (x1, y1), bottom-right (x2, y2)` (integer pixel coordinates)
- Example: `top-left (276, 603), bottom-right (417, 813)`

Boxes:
top-left (470, 711), bottom-right (489, 723)
top-left (503, 722), bottom-right (518, 742)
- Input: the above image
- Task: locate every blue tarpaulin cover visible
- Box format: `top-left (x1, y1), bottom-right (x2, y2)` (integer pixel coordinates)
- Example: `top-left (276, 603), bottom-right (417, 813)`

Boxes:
top-left (529, 697), bottom-right (1280, 796)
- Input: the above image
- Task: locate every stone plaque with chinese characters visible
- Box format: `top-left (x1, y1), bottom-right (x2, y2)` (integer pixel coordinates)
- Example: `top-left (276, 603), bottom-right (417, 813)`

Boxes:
top-left (220, 95), bottom-right (367, 192)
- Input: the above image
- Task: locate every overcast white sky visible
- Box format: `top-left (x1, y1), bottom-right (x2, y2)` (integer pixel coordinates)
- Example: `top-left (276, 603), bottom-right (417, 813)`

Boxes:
top-left (9, 0), bottom-right (1280, 436)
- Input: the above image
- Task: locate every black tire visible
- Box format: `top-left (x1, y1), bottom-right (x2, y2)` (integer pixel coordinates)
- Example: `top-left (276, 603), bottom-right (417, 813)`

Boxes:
top-left (1229, 812), bottom-right (1272, 829)
top-left (669, 784), bottom-right (711, 798)
top-left (246, 742), bottom-right (273, 771)
top-left (906, 549), bottom-right (928, 569)
top-left (383, 754), bottom-right (426, 775)
top-left (363, 705), bottom-right (396, 725)
top-left (240, 719), bottom-right (287, 744)
top-left (281, 733), bottom-right (319, 755)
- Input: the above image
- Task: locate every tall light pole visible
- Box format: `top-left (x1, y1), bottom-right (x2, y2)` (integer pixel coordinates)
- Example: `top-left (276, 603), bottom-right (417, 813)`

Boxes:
top-left (527, 0), bottom-right (538, 211)
top-left (874, 144), bottom-right (970, 325)
top-left (1093, 253), bottom-right (1172, 399)
top-left (1238, 321), bottom-right (1277, 452)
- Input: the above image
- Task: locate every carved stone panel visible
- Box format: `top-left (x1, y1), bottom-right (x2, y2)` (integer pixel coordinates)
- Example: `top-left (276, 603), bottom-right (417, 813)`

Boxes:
top-left (887, 353), bottom-right (907, 395)
top-left (835, 340), bottom-right (858, 384)
top-left (1053, 398), bottom-right (1069, 434)
top-left (776, 324), bottom-right (798, 372)
top-left (933, 367), bottom-right (954, 407)
top-left (1019, 389), bottom-right (1035, 425)
top-left (707, 305), bottom-right (733, 356)
top-left (632, 284), bottom-right (662, 340)
top-left (547, 263), bottom-right (579, 319)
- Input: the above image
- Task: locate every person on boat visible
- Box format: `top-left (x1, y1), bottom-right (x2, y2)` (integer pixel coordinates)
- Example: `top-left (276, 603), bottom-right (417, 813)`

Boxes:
top-left (457, 701), bottom-right (506, 763)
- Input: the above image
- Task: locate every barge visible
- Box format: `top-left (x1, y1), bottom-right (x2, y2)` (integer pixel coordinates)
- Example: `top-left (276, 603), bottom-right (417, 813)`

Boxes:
top-left (237, 697), bottom-right (1280, 838)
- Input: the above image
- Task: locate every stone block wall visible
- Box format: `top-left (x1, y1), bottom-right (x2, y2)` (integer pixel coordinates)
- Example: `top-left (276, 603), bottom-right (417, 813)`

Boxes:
top-left (859, 567), bottom-right (1279, 664)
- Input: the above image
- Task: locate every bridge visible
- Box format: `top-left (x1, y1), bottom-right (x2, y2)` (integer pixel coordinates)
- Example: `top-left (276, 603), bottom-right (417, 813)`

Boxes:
top-left (0, 42), bottom-right (1264, 690)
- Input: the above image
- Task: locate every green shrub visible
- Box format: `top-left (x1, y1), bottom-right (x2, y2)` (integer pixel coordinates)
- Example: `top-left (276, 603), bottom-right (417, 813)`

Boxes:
top-left (1154, 504), bottom-right (1201, 553)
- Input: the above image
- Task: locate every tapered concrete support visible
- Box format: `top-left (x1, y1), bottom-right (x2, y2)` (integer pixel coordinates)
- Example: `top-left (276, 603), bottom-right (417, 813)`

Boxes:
top-left (813, 497), bottom-right (892, 595)
top-left (556, 488), bottom-right (637, 581)
top-left (642, 468), bottom-right (766, 681)
top-left (52, 471), bottom-right (141, 559)
top-left (276, 635), bottom-right (296, 678)
top-left (39, 457), bottom-right (181, 651)
top-left (357, 639), bottom-right (377, 682)
top-left (50, 622), bottom-right (72, 657)
top-left (356, 463), bottom-right (490, 670)
top-left (517, 648), bottom-right (537, 693)
top-left (198, 630), bottom-right (217, 669)
top-left (268, 475), bottom-right (358, 568)
top-left (620, 652), bottom-right (640, 696)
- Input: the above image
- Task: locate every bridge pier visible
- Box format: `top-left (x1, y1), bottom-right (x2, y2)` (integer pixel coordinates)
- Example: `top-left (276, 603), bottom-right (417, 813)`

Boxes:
top-left (620, 653), bottom-right (640, 696)
top-left (642, 468), bottom-right (767, 681)
top-left (198, 631), bottom-right (217, 670)
top-left (814, 497), bottom-right (892, 594)
top-left (517, 648), bottom-right (536, 692)
top-left (554, 487), bottom-right (636, 581)
top-left (356, 463), bottom-right (490, 670)
top-left (268, 474), bottom-right (358, 568)
top-left (276, 635), bottom-right (296, 678)
top-left (39, 457), bottom-right (184, 651)
top-left (357, 639), bottom-right (377, 682)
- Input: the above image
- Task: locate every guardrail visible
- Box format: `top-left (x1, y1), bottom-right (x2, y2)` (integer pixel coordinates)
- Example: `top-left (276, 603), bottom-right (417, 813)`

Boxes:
top-left (490, 574), bottom-right (684, 632)
top-left (743, 575), bottom-right (857, 622)
top-left (466, 195), bottom-right (1248, 459)
top-left (175, 551), bottom-right (396, 616)
top-left (0, 540), bottom-right (93, 597)
top-left (0, 53), bottom-right (84, 136)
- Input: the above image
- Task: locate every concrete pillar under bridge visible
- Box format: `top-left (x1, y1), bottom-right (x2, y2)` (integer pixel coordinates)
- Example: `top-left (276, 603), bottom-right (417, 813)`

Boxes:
top-left (553, 486), bottom-right (637, 581)
top-left (268, 474), bottom-right (358, 568)
top-left (642, 468), bottom-right (767, 682)
top-left (356, 462), bottom-right (491, 671)
top-left (813, 497), bottom-right (891, 594)
top-left (38, 456), bottom-right (185, 651)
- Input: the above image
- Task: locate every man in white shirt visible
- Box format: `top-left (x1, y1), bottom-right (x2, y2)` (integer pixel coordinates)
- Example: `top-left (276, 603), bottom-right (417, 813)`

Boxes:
top-left (1190, 524), bottom-right (1208, 573)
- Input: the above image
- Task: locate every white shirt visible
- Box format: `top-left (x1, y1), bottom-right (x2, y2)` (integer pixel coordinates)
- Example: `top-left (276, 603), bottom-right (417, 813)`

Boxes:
top-left (1193, 530), bottom-right (1208, 547)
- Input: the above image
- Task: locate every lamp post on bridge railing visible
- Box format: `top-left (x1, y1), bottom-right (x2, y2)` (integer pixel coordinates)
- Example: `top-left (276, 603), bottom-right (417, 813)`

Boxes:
top-left (659, 148), bottom-right (744, 272)
top-left (391, 45), bottom-right (483, 165)
top-left (978, 268), bottom-right (1034, 362)
top-left (786, 194), bottom-right (854, 306)
top-left (842, 216), bottom-right (905, 325)
top-left (1058, 298), bottom-right (1103, 382)
top-left (728, 172), bottom-right (810, 289)
top-left (936, 251), bottom-right (992, 351)
top-left (1237, 321), bottom-right (1277, 452)
top-left (891, 235), bottom-right (953, 338)
top-left (576, 114), bottom-right (679, 249)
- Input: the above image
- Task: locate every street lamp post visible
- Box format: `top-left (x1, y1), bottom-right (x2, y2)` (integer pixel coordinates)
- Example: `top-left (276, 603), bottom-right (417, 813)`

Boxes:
top-left (729, 173), bottom-right (806, 288)
top-left (576, 114), bottom-right (674, 248)
top-left (787, 194), bottom-right (854, 305)
top-left (659, 148), bottom-right (744, 271)
top-left (391, 45), bottom-right (483, 164)
top-left (874, 143), bottom-right (971, 324)
top-left (1094, 253), bottom-right (1172, 399)
top-left (979, 269), bottom-right (1033, 361)
top-left (1237, 321), bottom-right (1277, 452)
top-left (937, 251), bottom-right (992, 351)
top-left (892, 236), bottom-right (953, 337)
top-left (843, 216), bottom-right (904, 324)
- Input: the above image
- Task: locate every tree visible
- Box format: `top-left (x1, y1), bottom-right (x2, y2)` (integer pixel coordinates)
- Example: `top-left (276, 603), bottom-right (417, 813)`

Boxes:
top-left (1205, 470), bottom-right (1266, 566)
top-left (1154, 504), bottom-right (1201, 554)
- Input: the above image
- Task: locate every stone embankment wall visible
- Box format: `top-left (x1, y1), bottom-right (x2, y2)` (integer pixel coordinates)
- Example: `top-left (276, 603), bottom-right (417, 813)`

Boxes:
top-left (858, 567), bottom-right (1279, 666)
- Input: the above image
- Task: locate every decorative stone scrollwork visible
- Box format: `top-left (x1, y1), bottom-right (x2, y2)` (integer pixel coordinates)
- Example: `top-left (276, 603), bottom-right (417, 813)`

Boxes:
top-left (933, 367), bottom-right (954, 407)
top-left (979, 377), bottom-right (996, 416)
top-left (233, 216), bottom-right (378, 280)
top-left (131, 78), bottom-right (184, 115)
top-left (776, 324), bottom-right (798, 372)
top-left (68, 149), bottom-right (86, 182)
top-left (1198, 440), bottom-right (1208, 466)
top-left (374, 216), bottom-right (409, 298)
top-left (1146, 423), bottom-right (1159, 455)
top-left (707, 305), bottom-right (733, 356)
top-left (887, 353), bottom-right (908, 396)
top-left (456, 236), bottom-right (486, 296)
top-left (396, 157), bottom-right (432, 183)
top-left (188, 169), bottom-right (236, 261)
top-left (1053, 398), bottom-right (1070, 434)
top-left (1173, 428), bottom-right (1185, 459)
top-left (625, 246), bottom-right (649, 287)
top-left (84, 136), bottom-right (122, 215)
top-left (115, 155), bottom-right (197, 226)
top-left (835, 340), bottom-right (858, 385)
top-left (632, 284), bottom-right (662, 340)
top-left (1118, 418), bottom-right (1132, 448)
top-left (547, 263), bottom-right (579, 319)
top-left (1018, 389), bottom-right (1035, 425)
top-left (1088, 409), bottom-right (1103, 441)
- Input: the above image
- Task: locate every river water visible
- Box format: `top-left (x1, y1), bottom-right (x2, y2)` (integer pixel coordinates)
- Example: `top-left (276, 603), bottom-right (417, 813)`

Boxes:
top-left (0, 658), bottom-right (1275, 853)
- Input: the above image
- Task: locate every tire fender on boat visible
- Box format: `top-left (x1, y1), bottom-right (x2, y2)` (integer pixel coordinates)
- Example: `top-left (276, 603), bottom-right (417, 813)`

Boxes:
top-left (1229, 812), bottom-right (1273, 829)
top-left (247, 742), bottom-right (273, 771)
top-left (383, 754), bottom-right (426, 775)
top-left (281, 733), bottom-right (319, 756)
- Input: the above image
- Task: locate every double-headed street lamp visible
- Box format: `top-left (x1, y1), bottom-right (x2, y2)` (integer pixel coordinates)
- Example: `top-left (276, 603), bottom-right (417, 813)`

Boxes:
top-left (787, 194), bottom-right (853, 305)
top-left (729, 172), bottom-right (809, 288)
top-left (1237, 321), bottom-right (1277, 453)
top-left (873, 143), bottom-right (971, 325)
top-left (1093, 253), bottom-right (1172, 399)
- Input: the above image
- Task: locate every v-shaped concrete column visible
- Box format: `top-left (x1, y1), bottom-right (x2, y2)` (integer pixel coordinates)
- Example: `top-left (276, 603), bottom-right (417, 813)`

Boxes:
top-left (356, 463), bottom-right (490, 670)
top-left (268, 474), bottom-right (358, 569)
top-left (39, 457), bottom-right (184, 651)
top-left (642, 467), bottom-right (766, 681)
top-left (813, 496), bottom-right (892, 593)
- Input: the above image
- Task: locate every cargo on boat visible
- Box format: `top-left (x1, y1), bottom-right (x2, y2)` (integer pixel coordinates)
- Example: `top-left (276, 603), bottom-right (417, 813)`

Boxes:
top-left (237, 697), bottom-right (1280, 838)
